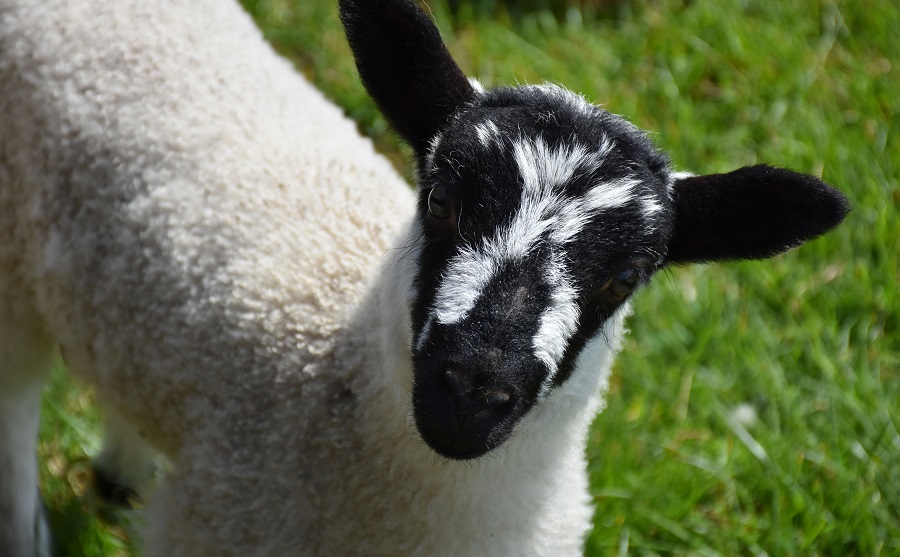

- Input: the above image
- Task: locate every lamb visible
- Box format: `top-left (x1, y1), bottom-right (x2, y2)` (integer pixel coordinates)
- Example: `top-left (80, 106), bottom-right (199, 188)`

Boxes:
top-left (0, 0), bottom-right (849, 555)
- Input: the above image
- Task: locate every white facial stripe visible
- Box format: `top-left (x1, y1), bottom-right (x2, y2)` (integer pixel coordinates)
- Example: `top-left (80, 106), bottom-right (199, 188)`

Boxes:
top-left (533, 253), bottom-right (580, 394)
top-left (530, 178), bottom-right (643, 384)
top-left (549, 175), bottom-right (640, 245)
top-left (430, 138), bottom-right (602, 326)
top-left (513, 137), bottom-right (599, 196)
top-left (474, 120), bottom-right (501, 149)
top-left (419, 135), bottom-right (644, 371)
top-left (432, 246), bottom-right (499, 324)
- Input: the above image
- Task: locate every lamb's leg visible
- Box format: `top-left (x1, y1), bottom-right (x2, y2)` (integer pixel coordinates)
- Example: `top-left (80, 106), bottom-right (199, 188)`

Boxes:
top-left (0, 276), bottom-right (54, 557)
top-left (93, 408), bottom-right (160, 507)
top-left (0, 392), bottom-right (52, 557)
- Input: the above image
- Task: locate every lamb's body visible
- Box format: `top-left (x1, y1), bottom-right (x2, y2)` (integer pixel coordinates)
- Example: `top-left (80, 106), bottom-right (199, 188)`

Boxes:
top-left (1, 0), bottom-right (852, 554)
top-left (0, 0), bottom-right (617, 554)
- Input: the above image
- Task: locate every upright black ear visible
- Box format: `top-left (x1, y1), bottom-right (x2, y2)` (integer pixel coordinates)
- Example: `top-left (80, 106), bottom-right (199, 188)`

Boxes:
top-left (667, 165), bottom-right (850, 264)
top-left (339, 0), bottom-right (476, 155)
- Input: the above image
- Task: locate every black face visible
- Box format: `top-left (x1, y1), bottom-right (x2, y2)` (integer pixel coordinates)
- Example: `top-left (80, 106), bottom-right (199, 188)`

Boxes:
top-left (339, 0), bottom-right (849, 461)
top-left (408, 86), bottom-right (674, 459)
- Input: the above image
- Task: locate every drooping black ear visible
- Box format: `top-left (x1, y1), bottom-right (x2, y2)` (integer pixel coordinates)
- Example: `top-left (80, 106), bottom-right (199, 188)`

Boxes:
top-left (666, 165), bottom-right (850, 264)
top-left (339, 0), bottom-right (476, 155)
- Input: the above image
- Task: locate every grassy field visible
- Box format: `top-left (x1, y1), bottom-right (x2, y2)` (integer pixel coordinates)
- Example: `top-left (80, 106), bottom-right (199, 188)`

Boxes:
top-left (38, 0), bottom-right (898, 554)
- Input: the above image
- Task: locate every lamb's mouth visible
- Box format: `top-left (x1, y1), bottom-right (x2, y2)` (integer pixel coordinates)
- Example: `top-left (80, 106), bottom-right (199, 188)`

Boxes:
top-left (414, 405), bottom-right (520, 460)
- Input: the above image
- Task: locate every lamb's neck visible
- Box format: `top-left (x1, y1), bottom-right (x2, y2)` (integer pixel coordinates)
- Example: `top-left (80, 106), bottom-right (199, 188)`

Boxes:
top-left (323, 223), bottom-right (629, 553)
top-left (356, 221), bottom-right (626, 471)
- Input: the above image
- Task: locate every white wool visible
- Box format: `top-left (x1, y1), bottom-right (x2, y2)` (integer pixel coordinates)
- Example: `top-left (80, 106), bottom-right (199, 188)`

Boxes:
top-left (0, 1), bottom-right (626, 555)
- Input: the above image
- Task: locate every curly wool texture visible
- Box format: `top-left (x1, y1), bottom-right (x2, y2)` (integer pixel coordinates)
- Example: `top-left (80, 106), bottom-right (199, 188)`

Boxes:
top-left (0, 0), bottom-right (620, 555)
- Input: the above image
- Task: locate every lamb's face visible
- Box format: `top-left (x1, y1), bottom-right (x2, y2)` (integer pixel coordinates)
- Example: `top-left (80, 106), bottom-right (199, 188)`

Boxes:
top-left (409, 85), bottom-right (674, 459)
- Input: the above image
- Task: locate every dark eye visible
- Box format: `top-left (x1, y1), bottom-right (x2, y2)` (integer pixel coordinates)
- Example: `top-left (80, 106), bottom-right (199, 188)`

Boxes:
top-left (427, 185), bottom-right (452, 220)
top-left (607, 268), bottom-right (640, 298)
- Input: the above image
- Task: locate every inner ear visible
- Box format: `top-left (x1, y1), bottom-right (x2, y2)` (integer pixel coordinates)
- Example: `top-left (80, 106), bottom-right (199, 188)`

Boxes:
top-left (339, 0), bottom-right (476, 155)
top-left (666, 165), bottom-right (850, 264)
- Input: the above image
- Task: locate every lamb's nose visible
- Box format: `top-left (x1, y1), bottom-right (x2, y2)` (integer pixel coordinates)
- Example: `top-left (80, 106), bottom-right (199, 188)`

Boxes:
top-left (444, 367), bottom-right (513, 417)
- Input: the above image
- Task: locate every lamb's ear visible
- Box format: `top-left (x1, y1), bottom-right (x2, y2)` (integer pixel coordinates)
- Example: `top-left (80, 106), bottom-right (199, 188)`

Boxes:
top-left (666, 165), bottom-right (850, 264)
top-left (339, 0), bottom-right (476, 155)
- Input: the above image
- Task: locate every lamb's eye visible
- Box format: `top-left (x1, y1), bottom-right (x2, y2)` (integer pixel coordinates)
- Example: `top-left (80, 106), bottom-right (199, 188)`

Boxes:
top-left (608, 268), bottom-right (640, 298)
top-left (427, 185), bottom-right (452, 220)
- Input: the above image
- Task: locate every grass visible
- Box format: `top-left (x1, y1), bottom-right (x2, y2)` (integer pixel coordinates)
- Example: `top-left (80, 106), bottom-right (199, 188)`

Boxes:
top-left (39, 0), bottom-right (898, 554)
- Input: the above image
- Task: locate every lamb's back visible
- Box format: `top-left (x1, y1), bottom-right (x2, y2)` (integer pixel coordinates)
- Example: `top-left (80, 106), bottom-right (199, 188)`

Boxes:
top-left (0, 0), bottom-right (414, 451)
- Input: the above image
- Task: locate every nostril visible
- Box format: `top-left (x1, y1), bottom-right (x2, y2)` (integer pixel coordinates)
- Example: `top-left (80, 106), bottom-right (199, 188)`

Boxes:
top-left (472, 387), bottom-right (514, 422)
top-left (444, 366), bottom-right (472, 399)
top-left (443, 367), bottom-right (514, 416)
top-left (479, 388), bottom-right (511, 408)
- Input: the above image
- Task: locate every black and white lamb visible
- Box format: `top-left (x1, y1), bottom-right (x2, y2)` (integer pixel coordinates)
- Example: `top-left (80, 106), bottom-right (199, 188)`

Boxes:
top-left (0, 0), bottom-right (849, 555)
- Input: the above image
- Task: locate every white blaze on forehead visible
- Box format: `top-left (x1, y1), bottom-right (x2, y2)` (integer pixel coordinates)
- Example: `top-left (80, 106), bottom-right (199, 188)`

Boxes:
top-left (513, 136), bottom-right (598, 196)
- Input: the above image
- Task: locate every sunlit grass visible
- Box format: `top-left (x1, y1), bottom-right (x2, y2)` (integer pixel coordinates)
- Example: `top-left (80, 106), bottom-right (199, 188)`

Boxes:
top-left (39, 364), bottom-right (134, 556)
top-left (40, 0), bottom-right (898, 554)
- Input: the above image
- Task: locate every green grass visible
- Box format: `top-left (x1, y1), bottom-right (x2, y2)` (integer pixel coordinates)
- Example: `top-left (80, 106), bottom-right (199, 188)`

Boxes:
top-left (39, 0), bottom-right (898, 554)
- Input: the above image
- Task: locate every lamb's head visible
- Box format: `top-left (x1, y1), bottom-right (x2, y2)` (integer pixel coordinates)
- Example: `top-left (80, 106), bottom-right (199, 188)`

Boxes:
top-left (406, 85), bottom-right (674, 459)
top-left (340, 0), bottom-right (849, 460)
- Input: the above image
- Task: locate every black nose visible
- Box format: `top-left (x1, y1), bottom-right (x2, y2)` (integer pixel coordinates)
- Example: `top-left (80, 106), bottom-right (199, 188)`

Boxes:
top-left (413, 358), bottom-right (528, 460)
top-left (444, 367), bottom-right (513, 418)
